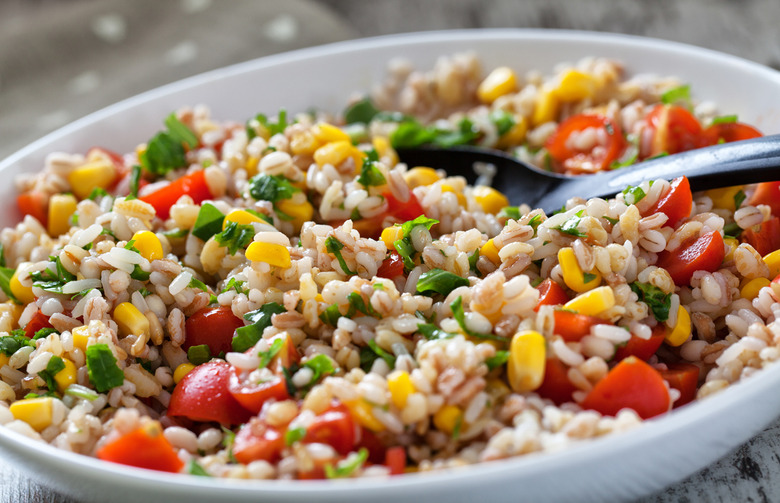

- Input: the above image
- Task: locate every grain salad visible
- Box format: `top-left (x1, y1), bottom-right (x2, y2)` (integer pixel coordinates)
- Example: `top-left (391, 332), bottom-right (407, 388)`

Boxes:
top-left (1, 53), bottom-right (779, 480)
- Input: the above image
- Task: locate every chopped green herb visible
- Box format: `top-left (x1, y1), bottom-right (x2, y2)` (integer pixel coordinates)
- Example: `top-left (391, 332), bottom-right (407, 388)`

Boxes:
top-left (325, 236), bottom-right (357, 275)
top-left (258, 338), bottom-right (284, 369)
top-left (139, 288), bottom-right (151, 297)
top-left (187, 344), bottom-right (212, 365)
top-left (232, 302), bottom-right (286, 353)
top-left (485, 350), bottom-right (510, 371)
top-left (622, 185), bottom-right (647, 205)
top-left (630, 281), bottom-right (671, 322)
top-left (186, 459), bottom-right (211, 477)
top-left (162, 228), bottom-right (189, 239)
top-left (452, 414), bottom-right (463, 441)
top-left (660, 84), bottom-right (692, 108)
top-left (284, 427), bottom-right (307, 446)
top-left (188, 276), bottom-right (209, 292)
top-left (128, 165), bottom-right (142, 199)
top-left (583, 272), bottom-right (598, 284)
top-left (64, 384), bottom-right (99, 401)
top-left (37, 355), bottom-right (65, 392)
top-left (215, 221), bottom-right (255, 255)
top-left (530, 277), bottom-right (544, 288)
top-left (416, 269), bottom-right (469, 297)
top-left (360, 339), bottom-right (396, 372)
top-left (221, 277), bottom-right (248, 295)
top-left (497, 206), bottom-right (521, 221)
top-left (302, 354), bottom-right (335, 387)
top-left (711, 115), bottom-right (738, 125)
top-left (130, 265), bottom-right (151, 281)
top-left (344, 98), bottom-right (380, 124)
top-left (345, 292), bottom-right (381, 319)
top-left (356, 154), bottom-right (386, 188)
top-left (417, 323), bottom-right (457, 340)
top-left (603, 216), bottom-right (619, 225)
top-left (221, 426), bottom-right (238, 463)
top-left (393, 216), bottom-right (439, 272)
top-left (247, 109), bottom-right (292, 140)
top-left (85, 344), bottom-right (125, 393)
top-left (139, 114), bottom-right (197, 176)
top-left (723, 221), bottom-right (742, 239)
top-left (88, 187), bottom-right (110, 201)
top-left (0, 334), bottom-right (34, 356)
top-left (33, 327), bottom-right (59, 340)
top-left (136, 358), bottom-right (153, 373)
top-left (248, 174), bottom-right (300, 204)
top-left (325, 448), bottom-right (369, 479)
top-left (30, 257), bottom-right (76, 294)
top-left (552, 210), bottom-right (587, 238)
top-left (0, 244), bottom-right (5, 268)
top-left (319, 303), bottom-right (342, 326)
top-left (734, 190), bottom-right (746, 210)
top-left (450, 296), bottom-right (506, 342)
top-left (468, 249), bottom-right (481, 277)
top-left (192, 203), bottom-right (226, 241)
top-left (0, 266), bottom-right (18, 303)
top-left (490, 109), bottom-right (516, 136)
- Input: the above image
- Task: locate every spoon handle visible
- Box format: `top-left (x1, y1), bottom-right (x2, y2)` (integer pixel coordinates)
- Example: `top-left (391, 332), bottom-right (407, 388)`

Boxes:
top-left (537, 134), bottom-right (780, 211)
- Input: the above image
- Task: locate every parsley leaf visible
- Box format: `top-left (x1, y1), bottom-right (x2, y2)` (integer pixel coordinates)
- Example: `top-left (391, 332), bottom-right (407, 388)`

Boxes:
top-left (187, 344), bottom-right (212, 365)
top-left (630, 281), bottom-right (672, 322)
top-left (215, 221), bottom-right (255, 255)
top-left (450, 296), bottom-right (506, 341)
top-left (344, 98), bottom-right (380, 124)
top-left (192, 203), bottom-right (225, 241)
top-left (231, 303), bottom-right (286, 353)
top-left (497, 206), bottom-right (521, 221)
top-left (393, 216), bottom-right (439, 272)
top-left (0, 334), bottom-right (34, 356)
top-left (583, 272), bottom-right (598, 283)
top-left (302, 354), bottom-right (335, 387)
top-left (186, 459), bottom-right (211, 477)
top-left (734, 190), bottom-right (746, 210)
top-left (319, 304), bottom-right (342, 327)
top-left (38, 355), bottom-right (65, 392)
top-left (0, 266), bottom-right (18, 303)
top-left (416, 269), bottom-right (469, 296)
top-left (247, 109), bottom-right (292, 140)
top-left (257, 338), bottom-right (284, 369)
top-left (139, 114), bottom-right (198, 176)
top-left (325, 448), bottom-right (368, 479)
top-left (489, 109), bottom-right (516, 136)
top-left (325, 236), bottom-right (357, 275)
top-left (221, 277), bottom-right (248, 295)
top-left (552, 210), bottom-right (587, 238)
top-left (660, 84), bottom-right (692, 109)
top-left (711, 115), bottom-right (738, 125)
top-left (417, 323), bottom-right (457, 340)
top-left (285, 427), bottom-right (307, 446)
top-left (85, 344), bottom-right (125, 393)
top-left (360, 339), bottom-right (396, 372)
top-left (33, 327), bottom-right (59, 340)
top-left (356, 155), bottom-right (386, 188)
top-left (622, 185), bottom-right (647, 205)
top-left (485, 350), bottom-right (510, 371)
top-left (248, 174), bottom-right (300, 203)
top-left (128, 165), bottom-right (141, 199)
top-left (30, 257), bottom-right (76, 294)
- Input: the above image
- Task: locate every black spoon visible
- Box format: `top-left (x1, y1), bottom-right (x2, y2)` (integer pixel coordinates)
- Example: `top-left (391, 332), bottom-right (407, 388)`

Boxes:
top-left (396, 135), bottom-right (780, 213)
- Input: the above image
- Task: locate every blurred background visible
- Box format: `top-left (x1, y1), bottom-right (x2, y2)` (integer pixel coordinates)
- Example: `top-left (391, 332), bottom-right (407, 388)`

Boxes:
top-left (2, 0), bottom-right (780, 501)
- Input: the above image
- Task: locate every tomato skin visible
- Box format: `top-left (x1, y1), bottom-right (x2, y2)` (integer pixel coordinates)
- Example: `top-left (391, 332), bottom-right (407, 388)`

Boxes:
top-left (233, 419), bottom-right (286, 465)
top-left (643, 176), bottom-right (692, 229)
top-left (384, 191), bottom-right (426, 222)
top-left (699, 122), bottom-right (762, 147)
top-left (613, 325), bottom-right (666, 362)
top-left (228, 370), bottom-right (289, 414)
top-left (168, 361), bottom-right (252, 425)
top-left (657, 230), bottom-right (725, 286)
top-left (17, 191), bottom-right (49, 226)
top-left (581, 356), bottom-right (670, 419)
top-left (358, 428), bottom-right (387, 464)
top-left (534, 279), bottom-right (569, 312)
top-left (183, 306), bottom-right (244, 356)
top-left (536, 357), bottom-right (577, 405)
top-left (385, 446), bottom-right (406, 475)
top-left (97, 425), bottom-right (184, 473)
top-left (748, 182), bottom-right (780, 218)
top-left (304, 403), bottom-right (355, 456)
top-left (659, 362), bottom-right (700, 407)
top-left (742, 217), bottom-right (780, 256)
top-left (553, 310), bottom-right (607, 342)
top-left (377, 252), bottom-right (405, 279)
top-left (24, 310), bottom-right (53, 339)
top-left (140, 170), bottom-right (212, 220)
top-left (641, 105), bottom-right (702, 158)
top-left (545, 114), bottom-right (626, 174)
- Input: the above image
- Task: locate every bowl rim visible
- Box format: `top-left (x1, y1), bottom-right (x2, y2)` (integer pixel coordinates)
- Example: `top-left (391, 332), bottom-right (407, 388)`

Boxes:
top-left (2, 27), bottom-right (780, 499)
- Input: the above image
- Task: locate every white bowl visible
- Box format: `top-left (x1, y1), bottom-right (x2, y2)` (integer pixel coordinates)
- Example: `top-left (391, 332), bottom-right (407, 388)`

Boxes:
top-left (2, 29), bottom-right (780, 503)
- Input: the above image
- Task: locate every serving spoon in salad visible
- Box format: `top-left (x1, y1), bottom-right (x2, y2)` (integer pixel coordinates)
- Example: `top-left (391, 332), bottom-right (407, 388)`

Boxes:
top-left (396, 134), bottom-right (780, 212)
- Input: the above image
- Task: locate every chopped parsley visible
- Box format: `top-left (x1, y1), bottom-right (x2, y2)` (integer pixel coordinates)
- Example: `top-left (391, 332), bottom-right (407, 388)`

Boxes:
top-left (392, 216), bottom-right (439, 272)
top-left (552, 209), bottom-right (587, 238)
top-left (215, 221), bottom-right (255, 255)
top-left (192, 203), bottom-right (226, 241)
top-left (660, 84), bottom-right (692, 109)
top-left (33, 327), bottom-right (59, 340)
top-left (188, 276), bottom-right (209, 293)
top-left (344, 98), bottom-right (380, 124)
top-left (221, 277), bottom-right (248, 295)
top-left (485, 350), bottom-right (510, 371)
top-left (231, 302), bottom-right (286, 353)
top-left (630, 281), bottom-right (671, 322)
top-left (415, 268), bottom-right (469, 297)
top-left (622, 184), bottom-right (647, 205)
top-left (360, 339), bottom-right (396, 372)
top-left (324, 236), bottom-right (356, 275)
top-left (30, 257), bottom-right (76, 294)
top-left (723, 221), bottom-right (743, 239)
top-left (0, 266), bottom-right (18, 303)
top-left (0, 334), bottom-right (34, 356)
top-left (319, 304), bottom-right (342, 327)
top-left (301, 354), bottom-right (335, 388)
top-left (603, 216), bottom-right (619, 225)
top-left (711, 115), bottom-right (738, 125)
top-left (38, 355), bottom-right (65, 392)
top-left (356, 150), bottom-right (386, 188)
top-left (246, 109), bottom-right (292, 140)
top-left (139, 113), bottom-right (198, 176)
top-left (221, 426), bottom-right (238, 463)
top-left (390, 117), bottom-right (480, 149)
top-left (734, 190), bottom-right (746, 210)
top-left (248, 174), bottom-right (300, 204)
top-left (497, 206), bottom-right (521, 221)
top-left (128, 165), bottom-right (141, 199)
top-left (583, 272), bottom-right (598, 284)
top-left (85, 344), bottom-right (125, 393)
top-left (346, 292), bottom-right (380, 318)
top-left (450, 296), bottom-right (506, 342)
top-left (256, 338), bottom-right (284, 369)
top-left (187, 344), bottom-right (212, 365)
top-left (88, 187), bottom-right (110, 201)
top-left (186, 459), bottom-right (211, 477)
top-left (468, 249), bottom-right (481, 277)
top-left (490, 109), bottom-right (516, 136)
top-left (325, 448), bottom-right (368, 479)
top-left (417, 323), bottom-right (457, 340)
top-left (284, 427), bottom-right (307, 446)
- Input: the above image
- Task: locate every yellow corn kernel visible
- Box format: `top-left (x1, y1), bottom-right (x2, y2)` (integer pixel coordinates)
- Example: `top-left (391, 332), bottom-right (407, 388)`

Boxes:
top-left (344, 399), bottom-right (385, 432)
top-left (10, 397), bottom-right (53, 432)
top-left (290, 130), bottom-right (322, 156)
top-left (47, 194), bottom-right (78, 237)
top-left (507, 330), bottom-right (546, 392)
top-left (372, 136), bottom-right (399, 167)
top-left (276, 198), bottom-right (314, 232)
top-left (0, 353), bottom-right (8, 368)
top-left (71, 325), bottom-right (90, 353)
top-left (387, 370), bottom-right (415, 409)
top-left (480, 239), bottom-right (500, 264)
top-left (472, 186), bottom-right (509, 215)
top-left (245, 241), bottom-right (291, 268)
top-left (313, 123), bottom-right (351, 143)
top-left (3, 302), bottom-right (23, 326)
top-left (705, 185), bottom-right (744, 212)
top-left (54, 358), bottom-right (77, 392)
top-left (477, 66), bottom-right (519, 103)
top-left (723, 237), bottom-right (739, 263)
top-left (245, 156), bottom-right (260, 177)
top-left (433, 404), bottom-right (463, 435)
top-left (558, 247), bottom-right (601, 293)
top-left (67, 160), bottom-right (117, 200)
top-left (441, 184), bottom-right (467, 207)
top-left (485, 378), bottom-right (511, 402)
top-left (173, 363), bottom-right (196, 384)
top-left (130, 230), bottom-right (163, 262)
top-left (10, 270), bottom-right (34, 305)
top-left (665, 306), bottom-right (691, 347)
top-left (764, 249), bottom-right (780, 279)
top-left (223, 209), bottom-right (263, 228)
top-left (380, 226), bottom-right (404, 249)
top-left (114, 302), bottom-right (150, 338)
top-left (563, 286), bottom-right (615, 317)
top-left (403, 167), bottom-right (441, 188)
top-left (313, 140), bottom-right (354, 168)
top-left (741, 277), bottom-right (771, 300)
top-left (532, 87), bottom-right (559, 126)
top-left (555, 70), bottom-right (597, 101)
top-left (495, 116), bottom-right (528, 149)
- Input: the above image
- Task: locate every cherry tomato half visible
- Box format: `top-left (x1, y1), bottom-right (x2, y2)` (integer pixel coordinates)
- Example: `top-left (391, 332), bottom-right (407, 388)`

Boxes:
top-left (553, 309), bottom-right (607, 342)
top-left (699, 122), bottom-right (762, 147)
top-left (656, 230), bottom-right (725, 286)
top-left (304, 403), bottom-right (356, 456)
top-left (545, 114), bottom-right (626, 174)
top-left (233, 419), bottom-right (286, 465)
top-left (581, 356), bottom-right (670, 419)
top-left (613, 325), bottom-right (666, 362)
top-left (168, 360), bottom-right (252, 425)
top-left (183, 306), bottom-right (244, 357)
top-left (24, 310), bottom-right (53, 339)
top-left (534, 279), bottom-right (569, 312)
top-left (377, 252), bottom-right (405, 279)
top-left (227, 368), bottom-right (289, 415)
top-left (643, 176), bottom-right (692, 229)
top-left (641, 105), bottom-right (702, 159)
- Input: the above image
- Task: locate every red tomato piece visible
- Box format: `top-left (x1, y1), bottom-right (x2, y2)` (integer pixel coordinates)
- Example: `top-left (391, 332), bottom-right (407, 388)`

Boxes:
top-left (656, 230), bottom-right (725, 286)
top-left (613, 325), bottom-right (666, 362)
top-left (385, 446), bottom-right (406, 475)
top-left (659, 362), bottom-right (700, 407)
top-left (17, 191), bottom-right (49, 227)
top-left (183, 306), bottom-right (244, 356)
top-left (535, 357), bottom-right (577, 405)
top-left (140, 170), bottom-right (212, 220)
top-left (581, 356), bottom-right (671, 419)
top-left (742, 217), bottom-right (780, 256)
top-left (96, 424), bottom-right (184, 473)
top-left (24, 310), bottom-right (53, 339)
top-left (553, 310), bottom-right (607, 342)
top-left (233, 419), bottom-right (286, 465)
top-left (228, 369), bottom-right (289, 415)
top-left (265, 332), bottom-right (301, 374)
top-left (384, 191), bottom-right (426, 222)
top-left (534, 279), bottom-right (569, 312)
top-left (699, 122), bottom-right (762, 147)
top-left (358, 428), bottom-right (387, 464)
top-left (643, 176), bottom-right (692, 228)
top-left (168, 361), bottom-right (252, 425)
top-left (544, 114), bottom-right (626, 174)
top-left (641, 105), bottom-right (703, 158)
top-left (377, 252), bottom-right (405, 279)
top-left (304, 403), bottom-right (355, 456)
top-left (747, 182), bottom-right (780, 218)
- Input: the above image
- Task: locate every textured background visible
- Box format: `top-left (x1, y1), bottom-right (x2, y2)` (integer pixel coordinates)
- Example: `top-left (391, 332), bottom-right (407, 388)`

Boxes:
top-left (2, 0), bottom-right (780, 501)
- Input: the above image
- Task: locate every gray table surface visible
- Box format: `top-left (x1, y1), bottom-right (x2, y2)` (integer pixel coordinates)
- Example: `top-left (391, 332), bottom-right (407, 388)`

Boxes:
top-left (2, 0), bottom-right (780, 501)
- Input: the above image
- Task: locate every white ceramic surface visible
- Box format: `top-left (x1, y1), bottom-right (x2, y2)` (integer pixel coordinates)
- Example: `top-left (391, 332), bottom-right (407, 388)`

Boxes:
top-left (2, 29), bottom-right (780, 503)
